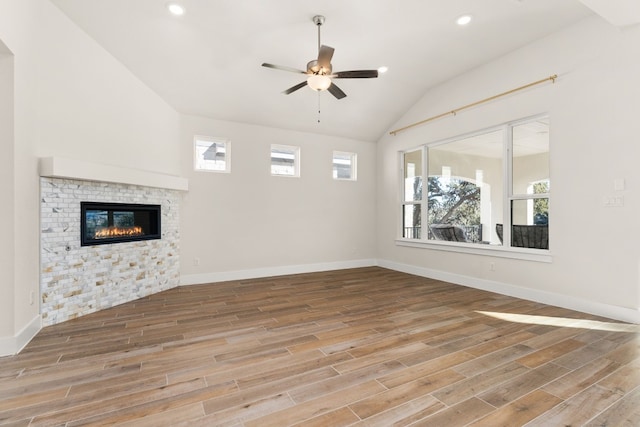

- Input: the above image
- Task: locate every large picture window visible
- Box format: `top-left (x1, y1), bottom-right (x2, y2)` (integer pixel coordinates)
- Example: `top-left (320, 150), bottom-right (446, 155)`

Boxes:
top-left (400, 115), bottom-right (550, 251)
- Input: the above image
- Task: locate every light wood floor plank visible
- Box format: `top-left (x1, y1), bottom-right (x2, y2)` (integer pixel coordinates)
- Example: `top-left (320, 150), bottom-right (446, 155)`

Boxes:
top-left (245, 380), bottom-right (386, 427)
top-left (469, 389), bottom-right (563, 427)
top-left (541, 356), bottom-right (622, 400)
top-left (289, 407), bottom-right (360, 427)
top-left (525, 384), bottom-right (624, 427)
top-left (432, 360), bottom-right (530, 406)
top-left (585, 385), bottom-right (640, 426)
top-left (411, 396), bottom-right (495, 426)
top-left (351, 394), bottom-right (445, 426)
top-left (349, 369), bottom-right (464, 419)
top-left (478, 362), bottom-right (569, 407)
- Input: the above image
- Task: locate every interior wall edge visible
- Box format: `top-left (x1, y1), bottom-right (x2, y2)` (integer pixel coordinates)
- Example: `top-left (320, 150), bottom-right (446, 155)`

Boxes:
top-left (378, 259), bottom-right (640, 325)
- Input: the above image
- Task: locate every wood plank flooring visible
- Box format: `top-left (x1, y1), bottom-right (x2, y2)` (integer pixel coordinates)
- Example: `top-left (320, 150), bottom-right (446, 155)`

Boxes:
top-left (1, 267), bottom-right (639, 426)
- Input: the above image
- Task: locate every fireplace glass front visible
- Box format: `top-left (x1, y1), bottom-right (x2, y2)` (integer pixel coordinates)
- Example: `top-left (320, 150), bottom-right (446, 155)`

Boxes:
top-left (81, 202), bottom-right (161, 246)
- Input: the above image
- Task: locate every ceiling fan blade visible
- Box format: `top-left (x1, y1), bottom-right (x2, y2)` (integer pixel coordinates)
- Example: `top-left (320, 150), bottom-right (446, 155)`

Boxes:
top-left (332, 70), bottom-right (379, 79)
top-left (327, 82), bottom-right (347, 100)
top-left (283, 81), bottom-right (308, 95)
top-left (262, 63), bottom-right (307, 74)
top-left (317, 45), bottom-right (335, 69)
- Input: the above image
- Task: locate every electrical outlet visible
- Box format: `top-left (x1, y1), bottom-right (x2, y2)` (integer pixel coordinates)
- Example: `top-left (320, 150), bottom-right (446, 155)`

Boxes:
top-left (490, 262), bottom-right (495, 272)
top-left (194, 257), bottom-right (200, 266)
top-left (30, 290), bottom-right (34, 305)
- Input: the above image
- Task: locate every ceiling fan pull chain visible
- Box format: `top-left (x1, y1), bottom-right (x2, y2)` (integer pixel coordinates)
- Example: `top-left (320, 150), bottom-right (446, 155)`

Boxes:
top-left (317, 92), bottom-right (321, 123)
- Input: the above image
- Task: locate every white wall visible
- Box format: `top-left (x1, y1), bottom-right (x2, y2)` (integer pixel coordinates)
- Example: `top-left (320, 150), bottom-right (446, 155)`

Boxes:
top-left (0, 0), bottom-right (181, 355)
top-left (180, 115), bottom-right (377, 284)
top-left (377, 16), bottom-right (640, 322)
top-left (0, 42), bottom-right (15, 342)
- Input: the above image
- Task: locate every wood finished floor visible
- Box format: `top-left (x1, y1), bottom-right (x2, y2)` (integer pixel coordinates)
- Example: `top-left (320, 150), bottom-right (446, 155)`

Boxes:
top-left (1, 267), bottom-right (639, 426)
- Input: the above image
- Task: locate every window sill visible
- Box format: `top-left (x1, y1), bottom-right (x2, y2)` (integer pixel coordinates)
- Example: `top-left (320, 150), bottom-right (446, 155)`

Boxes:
top-left (395, 238), bottom-right (552, 263)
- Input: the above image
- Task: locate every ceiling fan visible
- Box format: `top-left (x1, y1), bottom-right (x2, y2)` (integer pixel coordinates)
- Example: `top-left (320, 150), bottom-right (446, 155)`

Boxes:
top-left (262, 15), bottom-right (378, 100)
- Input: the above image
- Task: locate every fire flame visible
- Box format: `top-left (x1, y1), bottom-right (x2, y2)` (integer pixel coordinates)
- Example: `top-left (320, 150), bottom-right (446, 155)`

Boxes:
top-left (94, 226), bottom-right (144, 239)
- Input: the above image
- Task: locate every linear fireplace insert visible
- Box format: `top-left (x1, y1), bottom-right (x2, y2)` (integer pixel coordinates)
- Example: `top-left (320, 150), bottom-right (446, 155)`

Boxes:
top-left (81, 202), bottom-right (161, 246)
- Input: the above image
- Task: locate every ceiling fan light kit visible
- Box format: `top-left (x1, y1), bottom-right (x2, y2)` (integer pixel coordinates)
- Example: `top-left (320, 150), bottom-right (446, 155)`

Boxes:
top-left (307, 74), bottom-right (332, 91)
top-left (261, 15), bottom-right (378, 100)
top-left (166, 2), bottom-right (185, 16)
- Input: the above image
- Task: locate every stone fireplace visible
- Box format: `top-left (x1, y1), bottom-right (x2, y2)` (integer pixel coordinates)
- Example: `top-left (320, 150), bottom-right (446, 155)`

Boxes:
top-left (39, 157), bottom-right (187, 326)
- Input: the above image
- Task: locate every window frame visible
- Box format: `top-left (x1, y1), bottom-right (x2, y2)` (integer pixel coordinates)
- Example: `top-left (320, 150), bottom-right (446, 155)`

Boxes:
top-left (193, 135), bottom-right (231, 173)
top-left (332, 151), bottom-right (357, 181)
top-left (397, 114), bottom-right (551, 263)
top-left (270, 144), bottom-right (300, 177)
top-left (400, 146), bottom-right (426, 240)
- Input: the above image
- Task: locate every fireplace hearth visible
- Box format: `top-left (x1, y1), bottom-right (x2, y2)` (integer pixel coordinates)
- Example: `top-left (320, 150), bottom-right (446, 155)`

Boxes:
top-left (81, 202), bottom-right (161, 246)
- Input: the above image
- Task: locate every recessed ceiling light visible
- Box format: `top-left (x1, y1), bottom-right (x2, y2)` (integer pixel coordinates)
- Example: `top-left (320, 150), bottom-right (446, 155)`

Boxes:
top-left (167, 3), bottom-right (185, 16)
top-left (456, 14), bottom-right (472, 26)
top-left (378, 66), bottom-right (388, 74)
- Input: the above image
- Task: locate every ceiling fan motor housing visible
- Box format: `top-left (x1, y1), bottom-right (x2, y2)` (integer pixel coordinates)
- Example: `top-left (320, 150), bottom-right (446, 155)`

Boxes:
top-left (307, 60), bottom-right (332, 75)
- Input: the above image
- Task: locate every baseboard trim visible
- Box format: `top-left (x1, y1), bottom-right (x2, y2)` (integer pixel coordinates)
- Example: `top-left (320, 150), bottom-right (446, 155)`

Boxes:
top-left (378, 259), bottom-right (640, 325)
top-left (180, 259), bottom-right (378, 286)
top-left (0, 315), bottom-right (42, 357)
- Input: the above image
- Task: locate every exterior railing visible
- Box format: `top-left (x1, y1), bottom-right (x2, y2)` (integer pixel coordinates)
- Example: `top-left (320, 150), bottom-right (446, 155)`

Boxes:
top-left (403, 224), bottom-right (483, 243)
top-left (403, 227), bottom-right (422, 239)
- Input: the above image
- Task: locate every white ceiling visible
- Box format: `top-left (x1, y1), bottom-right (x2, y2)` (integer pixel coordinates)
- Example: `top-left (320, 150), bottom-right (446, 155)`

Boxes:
top-left (50, 0), bottom-right (596, 142)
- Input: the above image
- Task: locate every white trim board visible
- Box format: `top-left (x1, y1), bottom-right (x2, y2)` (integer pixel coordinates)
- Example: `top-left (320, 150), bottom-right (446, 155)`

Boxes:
top-left (0, 315), bottom-right (41, 357)
top-left (378, 259), bottom-right (640, 325)
top-left (39, 157), bottom-right (188, 191)
top-left (180, 259), bottom-right (378, 286)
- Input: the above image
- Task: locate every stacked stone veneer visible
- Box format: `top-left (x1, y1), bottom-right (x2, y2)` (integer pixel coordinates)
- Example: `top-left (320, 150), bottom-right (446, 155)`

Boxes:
top-left (40, 177), bottom-right (180, 326)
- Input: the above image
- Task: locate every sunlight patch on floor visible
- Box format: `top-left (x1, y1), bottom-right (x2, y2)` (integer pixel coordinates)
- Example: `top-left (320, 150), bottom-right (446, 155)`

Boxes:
top-left (476, 311), bottom-right (640, 333)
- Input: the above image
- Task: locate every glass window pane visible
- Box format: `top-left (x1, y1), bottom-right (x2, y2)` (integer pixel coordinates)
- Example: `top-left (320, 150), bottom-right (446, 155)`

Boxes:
top-left (404, 149), bottom-right (422, 202)
top-left (271, 145), bottom-right (299, 176)
top-left (512, 119), bottom-right (549, 195)
top-left (402, 204), bottom-right (421, 239)
top-left (333, 151), bottom-right (356, 180)
top-left (427, 130), bottom-right (503, 244)
top-left (195, 137), bottom-right (230, 172)
top-left (510, 199), bottom-right (549, 249)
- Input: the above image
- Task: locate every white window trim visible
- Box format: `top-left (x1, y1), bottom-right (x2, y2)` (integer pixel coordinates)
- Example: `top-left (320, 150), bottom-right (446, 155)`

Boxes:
top-left (398, 114), bottom-right (550, 262)
top-left (270, 144), bottom-right (300, 177)
top-left (395, 238), bottom-right (552, 263)
top-left (333, 151), bottom-right (357, 181)
top-left (194, 135), bottom-right (231, 173)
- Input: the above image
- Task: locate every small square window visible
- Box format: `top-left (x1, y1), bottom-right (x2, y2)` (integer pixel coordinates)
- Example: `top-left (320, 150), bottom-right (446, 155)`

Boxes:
top-left (194, 136), bottom-right (230, 173)
top-left (333, 151), bottom-right (357, 180)
top-left (271, 144), bottom-right (300, 177)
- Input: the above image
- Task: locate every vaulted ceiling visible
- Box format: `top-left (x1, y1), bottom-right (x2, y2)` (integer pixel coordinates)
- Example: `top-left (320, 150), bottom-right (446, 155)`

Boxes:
top-left (50, 0), bottom-right (601, 141)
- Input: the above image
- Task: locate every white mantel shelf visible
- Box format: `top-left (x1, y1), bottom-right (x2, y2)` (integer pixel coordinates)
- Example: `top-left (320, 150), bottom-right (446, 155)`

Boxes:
top-left (39, 157), bottom-right (188, 191)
